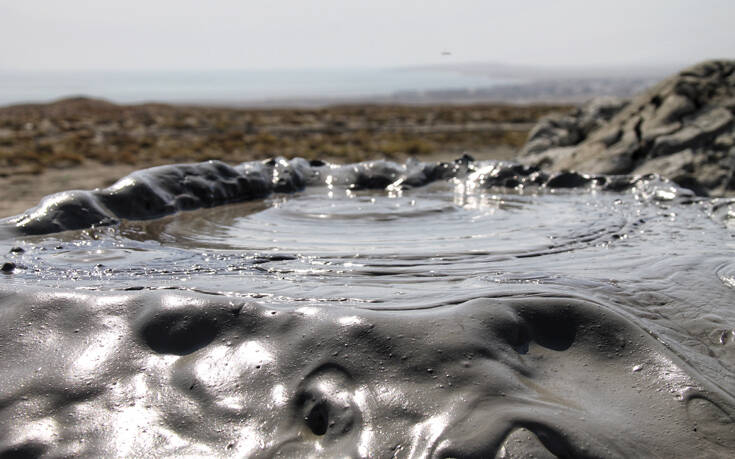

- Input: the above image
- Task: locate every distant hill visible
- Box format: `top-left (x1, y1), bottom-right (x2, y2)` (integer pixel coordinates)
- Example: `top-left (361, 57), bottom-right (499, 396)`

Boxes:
top-left (409, 61), bottom-right (684, 80)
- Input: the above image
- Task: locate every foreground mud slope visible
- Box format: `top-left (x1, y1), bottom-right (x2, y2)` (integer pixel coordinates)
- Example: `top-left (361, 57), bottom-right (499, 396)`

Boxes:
top-left (519, 60), bottom-right (735, 196)
top-left (1, 288), bottom-right (732, 457)
top-left (1, 156), bottom-right (734, 457)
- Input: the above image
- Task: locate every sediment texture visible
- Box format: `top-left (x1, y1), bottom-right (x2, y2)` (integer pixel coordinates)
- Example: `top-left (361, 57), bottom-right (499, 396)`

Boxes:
top-left (519, 60), bottom-right (735, 196)
top-left (0, 288), bottom-right (733, 457)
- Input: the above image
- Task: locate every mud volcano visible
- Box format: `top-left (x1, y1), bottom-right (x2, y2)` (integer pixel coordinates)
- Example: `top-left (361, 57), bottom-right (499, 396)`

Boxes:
top-left (520, 60), bottom-right (735, 197)
top-left (0, 155), bottom-right (734, 458)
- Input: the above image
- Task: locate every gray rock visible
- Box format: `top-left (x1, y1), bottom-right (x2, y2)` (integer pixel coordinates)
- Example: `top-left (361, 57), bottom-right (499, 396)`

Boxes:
top-left (715, 132), bottom-right (734, 149)
top-left (518, 60), bottom-right (735, 196)
top-left (520, 96), bottom-right (627, 157)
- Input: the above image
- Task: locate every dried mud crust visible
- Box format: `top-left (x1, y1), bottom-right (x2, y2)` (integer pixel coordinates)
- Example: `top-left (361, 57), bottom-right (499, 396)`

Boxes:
top-left (519, 60), bottom-right (735, 196)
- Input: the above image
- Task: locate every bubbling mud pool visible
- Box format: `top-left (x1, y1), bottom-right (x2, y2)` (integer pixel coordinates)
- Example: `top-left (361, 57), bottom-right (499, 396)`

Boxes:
top-left (1, 158), bottom-right (734, 457)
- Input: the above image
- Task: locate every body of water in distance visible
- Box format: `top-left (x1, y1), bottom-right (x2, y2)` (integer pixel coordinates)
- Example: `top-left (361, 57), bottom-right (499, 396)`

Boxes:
top-left (0, 67), bottom-right (514, 106)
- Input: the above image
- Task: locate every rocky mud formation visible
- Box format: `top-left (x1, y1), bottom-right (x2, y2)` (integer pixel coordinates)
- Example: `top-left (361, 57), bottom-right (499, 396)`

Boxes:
top-left (1, 156), bottom-right (688, 236)
top-left (519, 60), bottom-right (735, 196)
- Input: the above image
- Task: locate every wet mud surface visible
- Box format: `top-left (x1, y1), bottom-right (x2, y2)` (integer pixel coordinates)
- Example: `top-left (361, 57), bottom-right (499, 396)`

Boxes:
top-left (1, 158), bottom-right (735, 457)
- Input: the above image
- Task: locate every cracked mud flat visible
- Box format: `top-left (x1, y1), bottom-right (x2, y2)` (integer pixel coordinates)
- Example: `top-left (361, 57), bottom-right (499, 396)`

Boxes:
top-left (1, 158), bottom-right (735, 457)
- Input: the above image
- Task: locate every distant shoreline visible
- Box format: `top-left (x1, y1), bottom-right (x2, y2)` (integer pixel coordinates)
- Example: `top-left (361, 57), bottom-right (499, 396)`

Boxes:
top-left (0, 63), bottom-right (670, 108)
top-left (0, 76), bottom-right (654, 109)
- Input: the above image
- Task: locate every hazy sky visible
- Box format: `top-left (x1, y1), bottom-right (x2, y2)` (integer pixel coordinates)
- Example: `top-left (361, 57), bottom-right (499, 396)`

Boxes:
top-left (1, 0), bottom-right (733, 71)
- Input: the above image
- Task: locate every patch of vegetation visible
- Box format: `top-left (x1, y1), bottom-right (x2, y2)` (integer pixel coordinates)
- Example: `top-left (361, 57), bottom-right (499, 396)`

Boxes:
top-left (0, 97), bottom-right (573, 173)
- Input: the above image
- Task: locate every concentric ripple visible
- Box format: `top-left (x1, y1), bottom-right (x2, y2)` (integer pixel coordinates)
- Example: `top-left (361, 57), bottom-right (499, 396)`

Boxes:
top-left (139, 184), bottom-right (633, 258)
top-left (1, 161), bottom-right (735, 457)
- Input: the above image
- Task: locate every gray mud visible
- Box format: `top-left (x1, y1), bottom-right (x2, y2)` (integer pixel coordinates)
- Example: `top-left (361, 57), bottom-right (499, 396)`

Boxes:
top-left (1, 157), bottom-right (735, 457)
top-left (519, 59), bottom-right (735, 197)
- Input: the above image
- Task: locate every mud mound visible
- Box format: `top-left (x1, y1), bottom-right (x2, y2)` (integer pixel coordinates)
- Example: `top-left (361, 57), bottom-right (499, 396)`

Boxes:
top-left (1, 156), bottom-right (734, 456)
top-left (1, 156), bottom-right (689, 235)
top-left (520, 60), bottom-right (735, 196)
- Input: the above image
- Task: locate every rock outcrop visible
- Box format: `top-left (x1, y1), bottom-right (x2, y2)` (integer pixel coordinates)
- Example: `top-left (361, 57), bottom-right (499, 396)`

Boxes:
top-left (519, 60), bottom-right (735, 196)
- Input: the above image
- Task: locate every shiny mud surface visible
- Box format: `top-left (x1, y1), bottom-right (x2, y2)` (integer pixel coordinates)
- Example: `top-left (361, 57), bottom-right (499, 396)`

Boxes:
top-left (1, 163), bottom-right (735, 457)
